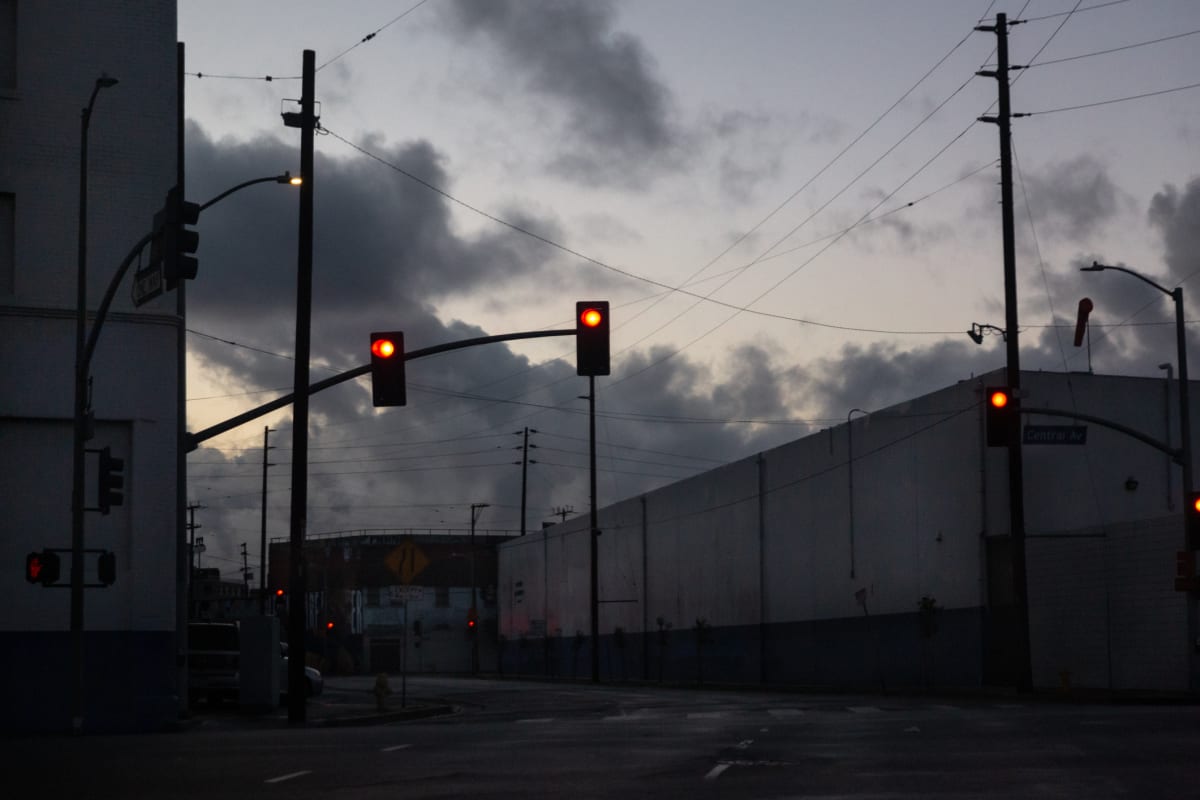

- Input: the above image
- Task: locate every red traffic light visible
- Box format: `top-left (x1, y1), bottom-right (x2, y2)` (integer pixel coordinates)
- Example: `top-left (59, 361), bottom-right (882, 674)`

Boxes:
top-left (370, 331), bottom-right (407, 407)
top-left (580, 307), bottom-right (604, 328)
top-left (25, 550), bottom-right (61, 586)
top-left (371, 337), bottom-right (397, 359)
top-left (467, 618), bottom-right (476, 629)
top-left (989, 389), bottom-right (1009, 409)
top-left (575, 301), bottom-right (611, 376)
top-left (326, 621), bottom-right (335, 630)
top-left (275, 588), bottom-right (285, 597)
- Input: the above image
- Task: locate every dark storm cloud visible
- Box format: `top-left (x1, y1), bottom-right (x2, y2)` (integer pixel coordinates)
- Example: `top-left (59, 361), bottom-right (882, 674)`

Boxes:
top-left (440, 0), bottom-right (681, 186)
top-left (1148, 177), bottom-right (1200, 284)
top-left (801, 338), bottom-right (998, 416)
top-left (1018, 155), bottom-right (1123, 242)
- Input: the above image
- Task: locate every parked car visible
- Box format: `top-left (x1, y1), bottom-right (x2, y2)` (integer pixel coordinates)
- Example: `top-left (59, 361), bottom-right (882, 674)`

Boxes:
top-left (280, 641), bottom-right (324, 698)
top-left (188, 622), bottom-right (239, 705)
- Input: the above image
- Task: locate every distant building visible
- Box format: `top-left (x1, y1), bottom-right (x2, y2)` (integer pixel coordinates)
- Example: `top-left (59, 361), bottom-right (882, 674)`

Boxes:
top-left (190, 568), bottom-right (257, 622)
top-left (501, 369), bottom-right (1200, 694)
top-left (268, 531), bottom-right (513, 676)
top-left (0, 2), bottom-right (180, 733)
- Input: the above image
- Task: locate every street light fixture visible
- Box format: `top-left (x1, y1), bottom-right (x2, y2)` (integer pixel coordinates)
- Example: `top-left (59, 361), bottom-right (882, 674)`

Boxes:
top-left (1080, 261), bottom-right (1193, 526)
top-left (72, 72), bottom-right (118, 733)
top-left (1085, 260), bottom-right (1200, 693)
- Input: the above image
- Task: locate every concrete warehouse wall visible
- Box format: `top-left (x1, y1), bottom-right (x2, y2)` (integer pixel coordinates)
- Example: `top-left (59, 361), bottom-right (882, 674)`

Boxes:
top-left (500, 370), bottom-right (1197, 692)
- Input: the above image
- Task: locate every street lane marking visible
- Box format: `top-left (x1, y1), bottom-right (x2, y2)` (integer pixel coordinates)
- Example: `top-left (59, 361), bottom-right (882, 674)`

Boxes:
top-left (264, 771), bottom-right (312, 784)
top-left (516, 717), bottom-right (554, 724)
top-left (767, 708), bottom-right (804, 718)
top-left (381, 744), bottom-right (412, 752)
top-left (704, 763), bottom-right (730, 781)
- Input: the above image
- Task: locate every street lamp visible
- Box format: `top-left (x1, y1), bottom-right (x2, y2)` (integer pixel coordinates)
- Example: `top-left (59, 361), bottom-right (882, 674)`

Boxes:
top-left (71, 72), bottom-right (118, 733)
top-left (198, 172), bottom-right (302, 212)
top-left (1081, 261), bottom-right (1193, 526)
top-left (1083, 260), bottom-right (1199, 693)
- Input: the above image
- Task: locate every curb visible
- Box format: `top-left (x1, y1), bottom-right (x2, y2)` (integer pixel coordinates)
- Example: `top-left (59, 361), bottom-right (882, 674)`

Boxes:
top-left (315, 703), bottom-right (458, 727)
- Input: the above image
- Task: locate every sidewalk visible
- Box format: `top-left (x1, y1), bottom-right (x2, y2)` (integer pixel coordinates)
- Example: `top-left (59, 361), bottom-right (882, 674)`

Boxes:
top-left (180, 675), bottom-right (457, 730)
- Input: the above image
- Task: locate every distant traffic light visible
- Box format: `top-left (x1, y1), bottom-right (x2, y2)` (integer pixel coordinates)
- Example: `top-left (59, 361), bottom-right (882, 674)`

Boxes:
top-left (1187, 491), bottom-right (1200, 549)
top-left (155, 186), bottom-right (200, 290)
top-left (370, 331), bottom-right (407, 407)
top-left (985, 386), bottom-right (1016, 447)
top-left (25, 550), bottom-right (61, 587)
top-left (466, 607), bottom-right (478, 634)
top-left (576, 301), bottom-right (610, 376)
top-left (98, 551), bottom-right (116, 586)
top-left (97, 446), bottom-right (125, 514)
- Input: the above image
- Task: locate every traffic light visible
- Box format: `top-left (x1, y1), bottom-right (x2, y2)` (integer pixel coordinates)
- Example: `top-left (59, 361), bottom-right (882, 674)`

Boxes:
top-left (576, 301), bottom-right (610, 376)
top-left (97, 446), bottom-right (125, 514)
top-left (466, 607), bottom-right (478, 634)
top-left (1186, 491), bottom-right (1200, 549)
top-left (156, 186), bottom-right (200, 290)
top-left (25, 550), bottom-right (61, 587)
top-left (984, 386), bottom-right (1016, 447)
top-left (370, 331), bottom-right (407, 407)
top-left (98, 551), bottom-right (116, 586)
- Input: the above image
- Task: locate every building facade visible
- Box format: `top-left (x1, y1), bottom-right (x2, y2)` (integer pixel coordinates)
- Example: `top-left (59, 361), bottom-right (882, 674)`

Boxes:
top-left (268, 532), bottom-right (511, 676)
top-left (0, 1), bottom-right (181, 732)
top-left (499, 370), bottom-right (1199, 694)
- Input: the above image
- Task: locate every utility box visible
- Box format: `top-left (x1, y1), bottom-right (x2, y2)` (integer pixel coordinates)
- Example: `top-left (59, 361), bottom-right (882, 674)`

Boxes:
top-left (239, 616), bottom-right (281, 709)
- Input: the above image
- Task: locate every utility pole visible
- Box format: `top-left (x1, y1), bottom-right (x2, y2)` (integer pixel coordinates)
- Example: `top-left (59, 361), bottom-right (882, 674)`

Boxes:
top-left (470, 503), bottom-right (489, 674)
top-left (588, 376), bottom-right (600, 683)
top-left (552, 506), bottom-right (574, 524)
top-left (240, 542), bottom-right (250, 596)
top-left (284, 49), bottom-right (317, 725)
top-left (515, 428), bottom-right (537, 536)
top-left (976, 12), bottom-right (1033, 693)
top-left (258, 426), bottom-right (276, 614)
top-left (186, 503), bottom-right (203, 617)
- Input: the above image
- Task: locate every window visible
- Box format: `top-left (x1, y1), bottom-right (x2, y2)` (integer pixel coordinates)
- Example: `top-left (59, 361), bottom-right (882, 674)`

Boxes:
top-left (0, 0), bottom-right (15, 91)
top-left (0, 193), bottom-right (13, 295)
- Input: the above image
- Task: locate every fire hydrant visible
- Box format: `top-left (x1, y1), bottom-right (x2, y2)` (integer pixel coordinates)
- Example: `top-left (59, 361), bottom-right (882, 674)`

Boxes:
top-left (373, 673), bottom-right (392, 711)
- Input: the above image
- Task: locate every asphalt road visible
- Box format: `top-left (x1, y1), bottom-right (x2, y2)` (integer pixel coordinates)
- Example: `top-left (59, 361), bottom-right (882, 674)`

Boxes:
top-left (12, 676), bottom-right (1200, 798)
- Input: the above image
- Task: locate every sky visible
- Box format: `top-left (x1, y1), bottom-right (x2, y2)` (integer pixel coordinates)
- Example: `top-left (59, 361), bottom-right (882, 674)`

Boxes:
top-left (176, 0), bottom-right (1200, 583)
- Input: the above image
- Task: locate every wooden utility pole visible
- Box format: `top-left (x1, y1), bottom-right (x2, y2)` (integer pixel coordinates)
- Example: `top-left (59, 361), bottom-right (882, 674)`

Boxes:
top-left (976, 13), bottom-right (1033, 693)
top-left (285, 49), bottom-right (317, 724)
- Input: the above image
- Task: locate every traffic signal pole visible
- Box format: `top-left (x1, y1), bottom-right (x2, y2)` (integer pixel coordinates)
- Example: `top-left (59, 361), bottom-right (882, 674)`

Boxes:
top-left (589, 375), bottom-right (600, 683)
top-left (286, 50), bottom-right (316, 725)
top-left (977, 13), bottom-right (1033, 692)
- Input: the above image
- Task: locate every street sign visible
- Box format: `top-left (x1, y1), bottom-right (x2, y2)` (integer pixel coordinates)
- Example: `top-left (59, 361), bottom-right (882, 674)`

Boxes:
top-left (385, 541), bottom-right (430, 584)
top-left (132, 262), bottom-right (164, 307)
top-left (1023, 425), bottom-right (1087, 445)
top-left (396, 585), bottom-right (424, 602)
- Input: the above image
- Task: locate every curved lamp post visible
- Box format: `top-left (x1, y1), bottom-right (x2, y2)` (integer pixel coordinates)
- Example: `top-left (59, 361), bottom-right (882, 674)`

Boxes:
top-left (1081, 262), bottom-right (1193, 518)
top-left (70, 162), bottom-right (297, 730)
top-left (71, 73), bottom-right (118, 733)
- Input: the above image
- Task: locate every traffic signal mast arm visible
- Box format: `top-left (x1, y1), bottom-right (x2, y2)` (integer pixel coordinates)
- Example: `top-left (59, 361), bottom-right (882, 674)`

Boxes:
top-left (1015, 405), bottom-right (1181, 462)
top-left (186, 327), bottom-right (575, 451)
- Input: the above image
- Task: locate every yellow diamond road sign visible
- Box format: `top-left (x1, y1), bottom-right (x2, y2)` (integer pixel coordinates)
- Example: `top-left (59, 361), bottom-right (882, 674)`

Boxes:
top-left (386, 541), bottom-right (430, 584)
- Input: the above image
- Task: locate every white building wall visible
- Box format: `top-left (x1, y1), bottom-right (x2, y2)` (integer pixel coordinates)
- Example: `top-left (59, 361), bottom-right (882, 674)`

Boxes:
top-left (0, 1), bottom-right (179, 732)
top-left (501, 370), bottom-right (1197, 691)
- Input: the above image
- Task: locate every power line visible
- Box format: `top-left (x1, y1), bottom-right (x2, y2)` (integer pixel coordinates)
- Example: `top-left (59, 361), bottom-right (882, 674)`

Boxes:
top-left (1023, 29), bottom-right (1200, 68)
top-left (1025, 81), bottom-right (1200, 115)
top-left (1017, 0), bottom-right (1131, 23)
top-left (317, 0), bottom-right (433, 71)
